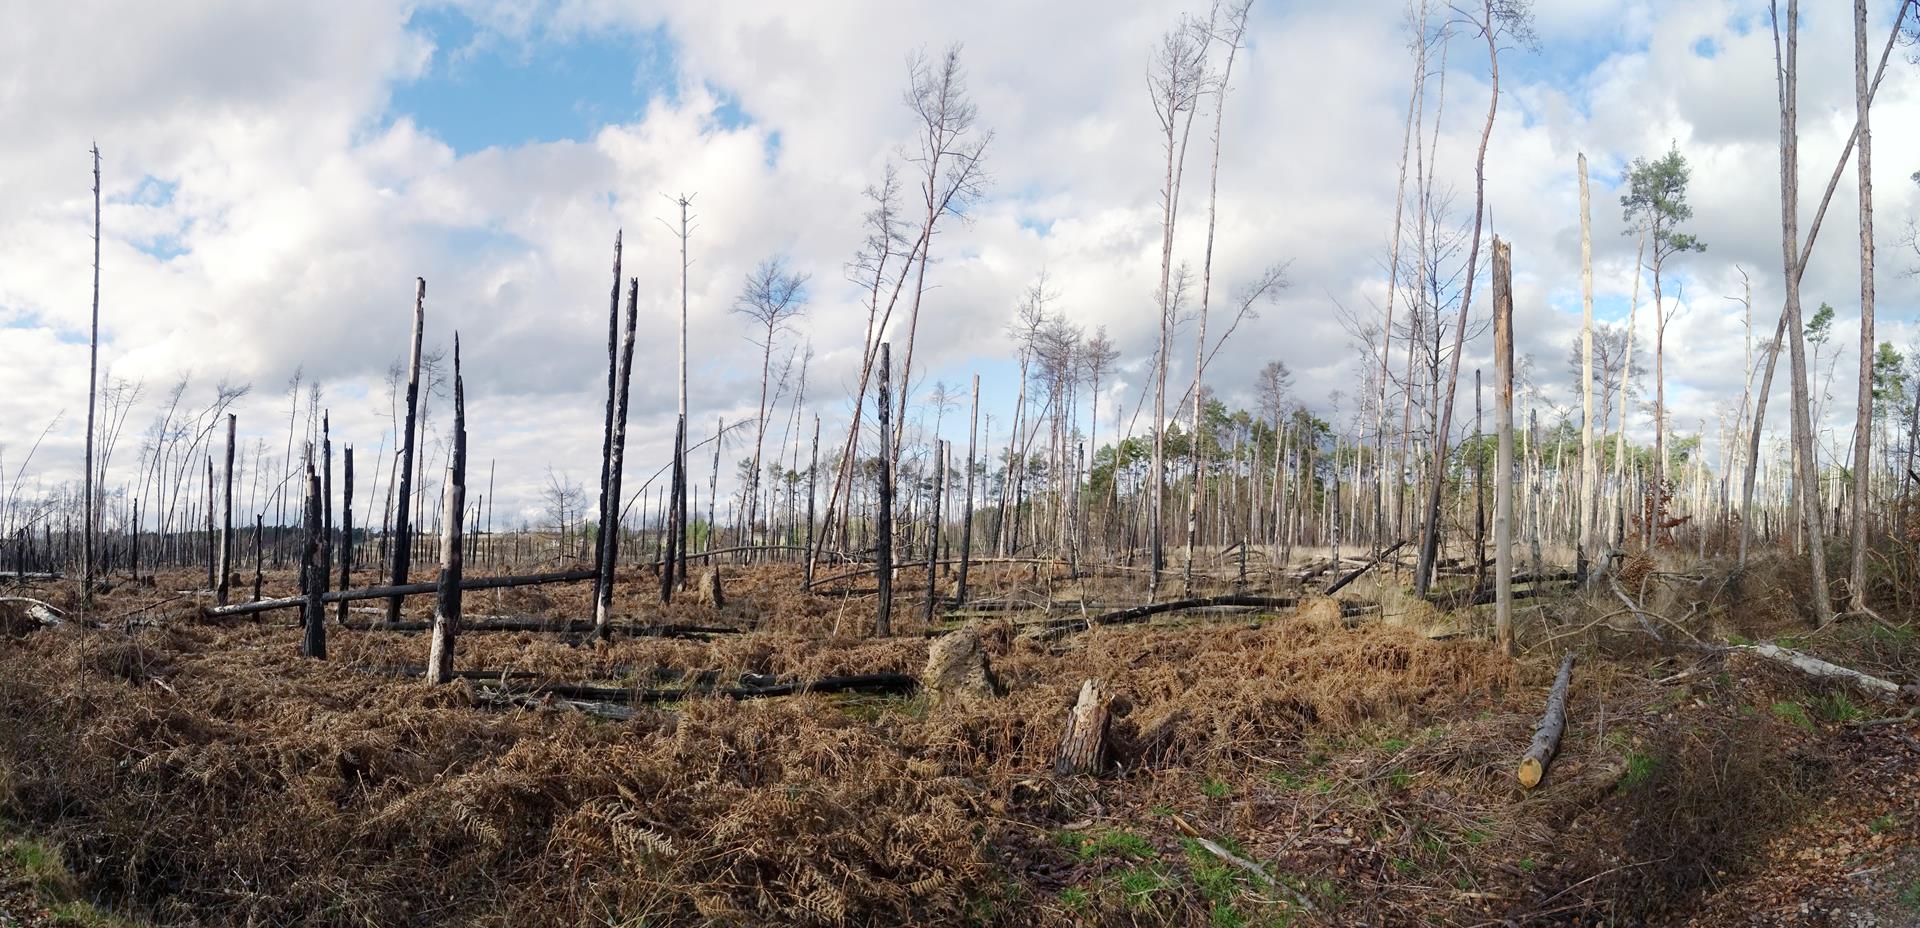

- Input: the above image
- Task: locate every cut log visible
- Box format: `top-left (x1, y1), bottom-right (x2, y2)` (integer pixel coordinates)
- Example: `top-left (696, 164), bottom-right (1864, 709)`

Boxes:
top-left (923, 624), bottom-right (1000, 705)
top-left (1518, 653), bottom-right (1576, 789)
top-left (1054, 679), bottom-right (1111, 777)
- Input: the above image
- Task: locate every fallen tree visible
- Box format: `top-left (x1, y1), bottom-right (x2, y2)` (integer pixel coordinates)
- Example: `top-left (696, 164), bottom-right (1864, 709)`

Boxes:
top-left (202, 569), bottom-right (597, 618)
top-left (480, 671), bottom-right (918, 705)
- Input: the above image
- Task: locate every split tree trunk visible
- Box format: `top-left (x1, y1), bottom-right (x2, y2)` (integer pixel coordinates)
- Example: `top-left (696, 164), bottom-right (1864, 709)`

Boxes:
top-left (426, 341), bottom-right (466, 684)
top-left (1055, 679), bottom-right (1111, 777)
top-left (387, 278), bottom-right (427, 626)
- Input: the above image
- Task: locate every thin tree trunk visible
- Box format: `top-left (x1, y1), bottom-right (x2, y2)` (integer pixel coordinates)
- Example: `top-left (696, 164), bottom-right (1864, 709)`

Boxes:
top-left (958, 374), bottom-right (979, 605)
top-left (217, 413), bottom-right (235, 605)
top-left (1847, 0), bottom-right (1876, 613)
top-left (337, 446), bottom-right (353, 623)
top-left (593, 232), bottom-right (623, 616)
top-left (1578, 153), bottom-right (1597, 572)
top-left (1493, 239), bottom-right (1515, 656)
top-left (387, 278), bottom-right (427, 625)
top-left (83, 144), bottom-right (101, 608)
top-left (876, 343), bottom-right (895, 636)
top-left (426, 340), bottom-right (466, 684)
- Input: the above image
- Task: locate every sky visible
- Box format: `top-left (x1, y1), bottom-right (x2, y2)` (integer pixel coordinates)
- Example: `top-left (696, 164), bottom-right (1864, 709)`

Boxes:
top-left (2, 0), bottom-right (1918, 527)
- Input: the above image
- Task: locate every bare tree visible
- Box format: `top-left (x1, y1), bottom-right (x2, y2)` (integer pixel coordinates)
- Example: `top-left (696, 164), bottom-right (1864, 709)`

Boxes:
top-left (1412, 0), bottom-right (1534, 596)
top-left (83, 144), bottom-right (101, 605)
top-left (893, 45), bottom-right (992, 458)
top-left (735, 258), bottom-right (811, 541)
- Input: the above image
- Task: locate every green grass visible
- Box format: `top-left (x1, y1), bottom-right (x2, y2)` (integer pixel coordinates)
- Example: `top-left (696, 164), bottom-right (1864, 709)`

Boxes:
top-left (1377, 737), bottom-right (1411, 754)
top-left (1622, 750), bottom-right (1660, 789)
top-left (1057, 887), bottom-right (1091, 913)
top-left (1869, 813), bottom-right (1901, 835)
top-left (1056, 827), bottom-right (1157, 862)
top-left (1202, 776), bottom-right (1233, 799)
top-left (1810, 692), bottom-right (1864, 724)
top-left (1898, 878), bottom-right (1920, 912)
top-left (1770, 701), bottom-right (1815, 732)
top-left (0, 824), bottom-right (136, 927)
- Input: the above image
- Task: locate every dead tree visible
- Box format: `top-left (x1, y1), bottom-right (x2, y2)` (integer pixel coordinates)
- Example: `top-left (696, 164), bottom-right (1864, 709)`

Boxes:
top-left (217, 413), bottom-right (235, 605)
top-left (337, 446), bottom-right (353, 623)
top-left (1492, 238), bottom-right (1516, 656)
top-left (83, 144), bottom-right (101, 607)
top-left (735, 258), bottom-right (810, 542)
top-left (426, 339), bottom-right (466, 684)
top-left (957, 374), bottom-right (979, 605)
top-left (876, 343), bottom-right (895, 636)
top-left (924, 440), bottom-right (945, 624)
top-left (387, 278), bottom-right (427, 625)
top-left (1846, 0), bottom-right (1877, 614)
top-left (1518, 653), bottom-right (1575, 788)
top-left (301, 469), bottom-right (325, 659)
top-left (1055, 680), bottom-right (1111, 776)
top-left (1413, 0), bottom-right (1531, 595)
top-left (592, 232), bottom-right (623, 618)
top-left (596, 278), bottom-right (638, 637)
top-left (1578, 152), bottom-right (1597, 572)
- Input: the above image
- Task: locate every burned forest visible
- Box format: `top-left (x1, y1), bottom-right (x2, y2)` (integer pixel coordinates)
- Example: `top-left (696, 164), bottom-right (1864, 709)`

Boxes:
top-left (5, 1), bottom-right (1920, 926)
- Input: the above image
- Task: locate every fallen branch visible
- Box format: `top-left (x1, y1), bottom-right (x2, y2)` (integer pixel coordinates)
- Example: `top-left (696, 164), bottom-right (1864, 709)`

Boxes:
top-left (1169, 815), bottom-right (1318, 916)
top-left (335, 617), bottom-right (739, 638)
top-left (1324, 540), bottom-right (1407, 595)
top-left (1518, 653), bottom-right (1576, 789)
top-left (0, 596), bottom-right (68, 627)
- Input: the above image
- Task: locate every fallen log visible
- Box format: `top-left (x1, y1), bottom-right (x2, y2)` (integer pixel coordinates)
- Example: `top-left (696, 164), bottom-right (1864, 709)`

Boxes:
top-left (1738, 642), bottom-right (1904, 702)
top-left (1029, 594), bottom-right (1302, 641)
top-left (202, 569), bottom-right (597, 618)
top-left (0, 596), bottom-right (71, 628)
top-left (337, 617), bottom-right (740, 638)
top-left (1518, 653), bottom-right (1576, 789)
top-left (483, 671), bottom-right (918, 705)
top-left (1325, 540), bottom-right (1408, 595)
top-left (1054, 679), bottom-right (1111, 776)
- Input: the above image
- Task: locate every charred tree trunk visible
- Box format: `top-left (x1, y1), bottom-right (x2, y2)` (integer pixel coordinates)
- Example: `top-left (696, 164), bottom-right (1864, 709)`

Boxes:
top-left (337, 447), bottom-right (353, 624)
top-left (301, 469), bottom-right (326, 659)
top-left (387, 278), bottom-right (427, 626)
top-left (596, 278), bottom-right (638, 637)
top-left (217, 413), bottom-right (235, 605)
top-left (875, 343), bottom-right (895, 637)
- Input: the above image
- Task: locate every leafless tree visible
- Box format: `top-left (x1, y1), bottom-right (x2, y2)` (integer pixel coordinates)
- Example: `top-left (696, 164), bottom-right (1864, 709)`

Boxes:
top-left (735, 257), bottom-right (811, 539)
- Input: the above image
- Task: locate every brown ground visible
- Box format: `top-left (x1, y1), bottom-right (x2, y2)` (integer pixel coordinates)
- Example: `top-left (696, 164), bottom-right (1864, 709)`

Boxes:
top-left (0, 558), bottom-right (1916, 927)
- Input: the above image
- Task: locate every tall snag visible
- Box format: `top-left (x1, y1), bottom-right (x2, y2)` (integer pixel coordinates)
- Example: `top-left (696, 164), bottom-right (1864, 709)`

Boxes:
top-left (427, 338), bottom-right (466, 684)
top-left (387, 278), bottom-right (427, 626)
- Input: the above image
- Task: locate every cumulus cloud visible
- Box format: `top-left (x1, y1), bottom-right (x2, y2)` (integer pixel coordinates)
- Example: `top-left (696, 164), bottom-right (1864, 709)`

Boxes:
top-left (1, 0), bottom-right (1915, 524)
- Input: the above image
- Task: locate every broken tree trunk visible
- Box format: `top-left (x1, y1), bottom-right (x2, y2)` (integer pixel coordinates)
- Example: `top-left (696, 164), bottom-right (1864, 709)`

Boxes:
top-left (301, 470), bottom-right (326, 659)
top-left (1055, 679), bottom-right (1111, 777)
top-left (203, 568), bottom-right (597, 618)
top-left (426, 341), bottom-right (466, 685)
top-left (1741, 642), bottom-right (1903, 702)
top-left (337, 446), bottom-right (353, 624)
top-left (1032, 594), bottom-right (1303, 641)
top-left (596, 277), bottom-right (639, 638)
top-left (1518, 652), bottom-right (1575, 788)
top-left (923, 623), bottom-right (999, 706)
top-left (387, 278), bottom-right (427, 626)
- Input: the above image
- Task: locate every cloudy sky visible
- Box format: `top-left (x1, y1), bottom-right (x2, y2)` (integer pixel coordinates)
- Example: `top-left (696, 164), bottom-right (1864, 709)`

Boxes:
top-left (2, 0), bottom-right (1917, 526)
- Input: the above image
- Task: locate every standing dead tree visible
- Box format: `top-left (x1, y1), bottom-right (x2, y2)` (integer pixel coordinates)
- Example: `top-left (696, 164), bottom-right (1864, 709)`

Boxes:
top-left (426, 338), bottom-right (466, 685)
top-left (82, 144), bottom-right (102, 608)
top-left (216, 414), bottom-right (234, 605)
top-left (876, 343), bottom-right (895, 636)
top-left (595, 279), bottom-right (639, 637)
top-left (735, 258), bottom-right (810, 548)
top-left (387, 279), bottom-right (427, 626)
top-left (1413, 0), bottom-right (1533, 596)
top-left (892, 44), bottom-right (992, 460)
top-left (592, 232), bottom-right (623, 621)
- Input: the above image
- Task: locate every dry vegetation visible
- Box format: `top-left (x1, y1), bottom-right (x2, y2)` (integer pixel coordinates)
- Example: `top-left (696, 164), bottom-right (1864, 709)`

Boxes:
top-left (2, 564), bottom-right (1917, 927)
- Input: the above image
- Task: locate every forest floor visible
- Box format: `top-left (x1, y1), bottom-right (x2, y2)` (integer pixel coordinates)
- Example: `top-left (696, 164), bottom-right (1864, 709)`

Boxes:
top-left (0, 555), bottom-right (1917, 926)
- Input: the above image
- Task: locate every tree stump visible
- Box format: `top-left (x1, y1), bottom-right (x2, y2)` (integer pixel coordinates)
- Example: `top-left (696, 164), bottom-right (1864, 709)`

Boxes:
top-left (923, 624), bottom-right (1000, 706)
top-left (1055, 679), bottom-right (1111, 777)
top-left (698, 569), bottom-right (725, 608)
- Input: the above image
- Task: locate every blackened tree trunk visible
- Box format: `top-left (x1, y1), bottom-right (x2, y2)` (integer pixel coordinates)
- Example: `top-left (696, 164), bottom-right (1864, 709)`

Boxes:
top-left (596, 278), bottom-right (638, 637)
top-left (301, 469), bottom-right (326, 659)
top-left (387, 278), bottom-right (427, 625)
top-left (217, 413), bottom-right (235, 605)
top-left (337, 447), bottom-right (354, 624)
top-left (876, 343), bottom-right (895, 636)
top-left (593, 232), bottom-right (622, 615)
top-left (957, 374), bottom-right (979, 606)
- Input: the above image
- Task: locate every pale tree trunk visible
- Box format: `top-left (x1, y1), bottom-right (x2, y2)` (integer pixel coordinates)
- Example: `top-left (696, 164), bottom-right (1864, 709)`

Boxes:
top-left (1578, 153), bottom-right (1597, 570)
top-left (83, 145), bottom-right (101, 607)
top-left (1414, 6), bottom-right (1501, 596)
top-left (1378, 0), bottom-right (1428, 558)
top-left (1846, 0), bottom-right (1875, 614)
top-left (1610, 232), bottom-right (1644, 550)
top-left (426, 340), bottom-right (466, 684)
top-left (1774, 0), bottom-right (1835, 624)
